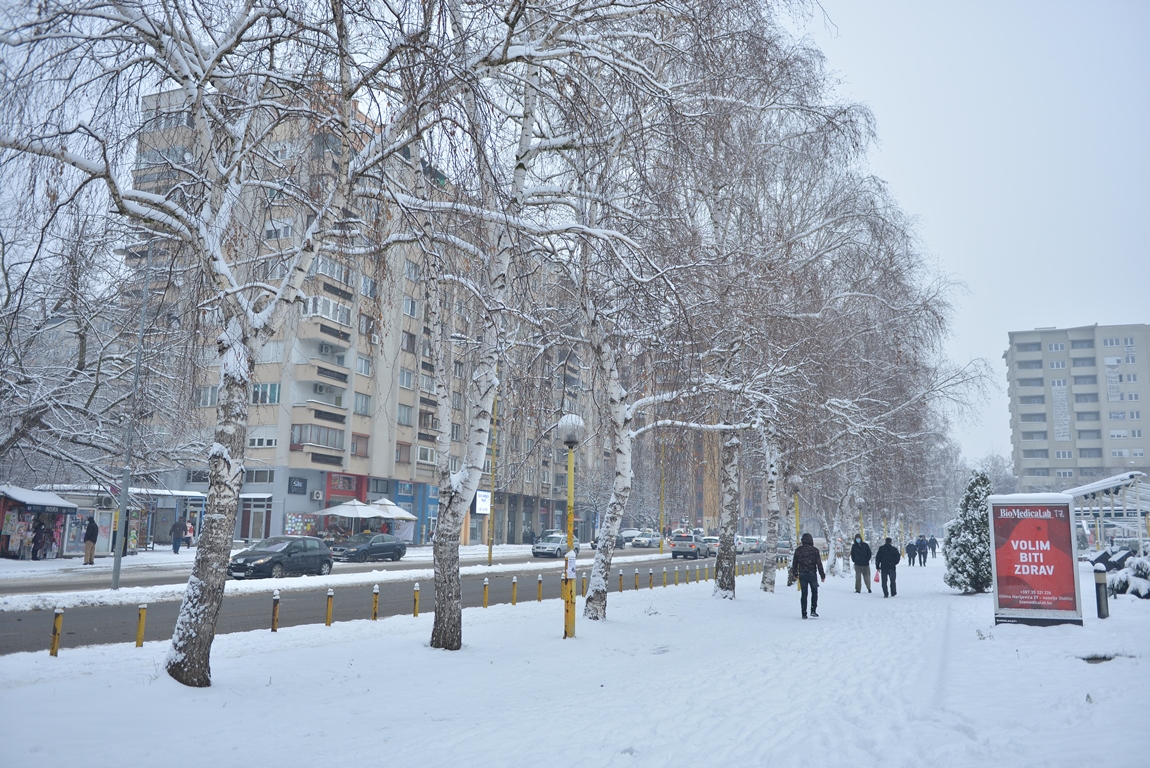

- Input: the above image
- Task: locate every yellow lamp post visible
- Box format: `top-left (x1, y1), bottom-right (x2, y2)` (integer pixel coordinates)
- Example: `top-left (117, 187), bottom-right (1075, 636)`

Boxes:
top-left (559, 413), bottom-right (585, 639)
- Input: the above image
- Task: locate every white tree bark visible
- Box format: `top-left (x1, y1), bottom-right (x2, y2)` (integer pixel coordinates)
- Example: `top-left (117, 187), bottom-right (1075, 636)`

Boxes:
top-left (713, 430), bottom-right (741, 599)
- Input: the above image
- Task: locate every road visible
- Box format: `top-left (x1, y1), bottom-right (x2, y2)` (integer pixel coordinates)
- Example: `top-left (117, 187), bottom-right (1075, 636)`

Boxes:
top-left (0, 554), bottom-right (769, 656)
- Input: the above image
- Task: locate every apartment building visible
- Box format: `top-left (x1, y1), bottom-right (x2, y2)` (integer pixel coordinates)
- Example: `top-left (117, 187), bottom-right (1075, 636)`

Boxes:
top-left (1005, 324), bottom-right (1149, 492)
top-left (132, 89), bottom-right (594, 545)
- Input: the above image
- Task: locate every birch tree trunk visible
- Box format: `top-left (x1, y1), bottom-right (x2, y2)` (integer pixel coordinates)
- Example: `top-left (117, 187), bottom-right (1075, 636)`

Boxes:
top-left (713, 431), bottom-right (740, 599)
top-left (760, 449), bottom-right (781, 592)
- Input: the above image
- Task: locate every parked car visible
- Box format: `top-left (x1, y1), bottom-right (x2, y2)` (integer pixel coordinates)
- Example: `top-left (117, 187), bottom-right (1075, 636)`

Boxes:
top-left (329, 533), bottom-right (407, 563)
top-left (228, 536), bottom-right (334, 579)
top-left (619, 528), bottom-right (642, 544)
top-left (744, 536), bottom-right (763, 553)
top-left (532, 534), bottom-right (580, 558)
top-left (631, 532), bottom-right (662, 548)
top-left (590, 532), bottom-right (626, 550)
top-left (702, 536), bottom-right (720, 555)
top-left (670, 534), bottom-right (710, 559)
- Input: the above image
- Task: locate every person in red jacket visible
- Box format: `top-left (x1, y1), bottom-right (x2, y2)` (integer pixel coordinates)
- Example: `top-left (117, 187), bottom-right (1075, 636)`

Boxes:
top-left (790, 532), bottom-right (826, 619)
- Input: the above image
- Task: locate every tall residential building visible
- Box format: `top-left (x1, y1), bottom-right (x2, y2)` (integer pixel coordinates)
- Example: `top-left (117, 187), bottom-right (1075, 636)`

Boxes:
top-left (1005, 324), bottom-right (1149, 492)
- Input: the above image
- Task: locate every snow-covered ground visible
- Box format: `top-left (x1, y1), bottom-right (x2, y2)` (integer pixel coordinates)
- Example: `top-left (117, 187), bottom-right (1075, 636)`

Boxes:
top-left (1, 558), bottom-right (1143, 767)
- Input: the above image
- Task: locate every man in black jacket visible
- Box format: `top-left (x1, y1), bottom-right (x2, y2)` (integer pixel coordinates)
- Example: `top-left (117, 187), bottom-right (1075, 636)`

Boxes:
top-left (928, 535), bottom-right (938, 558)
top-left (83, 516), bottom-right (99, 565)
top-left (875, 537), bottom-right (901, 597)
top-left (790, 532), bottom-right (826, 619)
top-left (850, 534), bottom-right (872, 594)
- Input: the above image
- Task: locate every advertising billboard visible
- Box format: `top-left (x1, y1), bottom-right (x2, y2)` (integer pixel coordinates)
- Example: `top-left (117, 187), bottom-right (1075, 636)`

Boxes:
top-left (474, 489), bottom-right (491, 516)
top-left (987, 493), bottom-right (1082, 626)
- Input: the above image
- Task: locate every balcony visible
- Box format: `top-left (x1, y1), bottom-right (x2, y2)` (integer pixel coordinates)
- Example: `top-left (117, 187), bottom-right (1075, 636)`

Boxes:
top-left (296, 315), bottom-right (351, 343)
top-left (292, 401), bottom-right (347, 428)
top-left (295, 359), bottom-right (350, 385)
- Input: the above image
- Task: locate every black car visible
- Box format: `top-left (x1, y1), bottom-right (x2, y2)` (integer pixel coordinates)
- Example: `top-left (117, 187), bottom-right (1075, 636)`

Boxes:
top-left (329, 532), bottom-right (407, 563)
top-left (228, 536), bottom-right (334, 579)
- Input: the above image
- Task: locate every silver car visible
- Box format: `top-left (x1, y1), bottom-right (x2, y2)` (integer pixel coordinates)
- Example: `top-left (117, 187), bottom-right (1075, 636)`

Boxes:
top-left (631, 532), bottom-right (662, 548)
top-left (670, 534), bottom-right (710, 559)
top-left (532, 534), bottom-right (580, 558)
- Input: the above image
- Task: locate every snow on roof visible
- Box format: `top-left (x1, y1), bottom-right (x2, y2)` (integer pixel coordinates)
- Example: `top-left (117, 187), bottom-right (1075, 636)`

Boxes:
top-left (1063, 471), bottom-right (1146, 499)
top-left (0, 483), bottom-right (78, 510)
top-left (36, 484), bottom-right (207, 498)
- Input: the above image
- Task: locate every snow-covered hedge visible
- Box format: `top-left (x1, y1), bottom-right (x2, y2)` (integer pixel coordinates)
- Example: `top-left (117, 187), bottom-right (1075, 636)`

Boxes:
top-left (1107, 556), bottom-right (1150, 599)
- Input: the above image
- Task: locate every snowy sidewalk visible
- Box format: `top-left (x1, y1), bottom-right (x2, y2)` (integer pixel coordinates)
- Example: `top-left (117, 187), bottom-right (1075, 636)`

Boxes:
top-left (1, 558), bottom-right (1143, 767)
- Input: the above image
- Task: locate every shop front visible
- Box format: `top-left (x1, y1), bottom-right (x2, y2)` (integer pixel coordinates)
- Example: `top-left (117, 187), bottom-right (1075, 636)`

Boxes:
top-left (0, 483), bottom-right (79, 560)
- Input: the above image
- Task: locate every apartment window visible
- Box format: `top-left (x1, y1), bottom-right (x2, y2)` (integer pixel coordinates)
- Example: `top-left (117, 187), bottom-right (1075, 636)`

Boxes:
top-left (525, 466), bottom-right (535, 482)
top-left (1050, 378), bottom-right (1066, 387)
top-left (417, 445), bottom-right (436, 464)
top-left (1054, 450), bottom-right (1073, 459)
top-left (1131, 411), bottom-right (1142, 420)
top-left (451, 423), bottom-right (462, 442)
top-left (264, 218), bottom-right (292, 240)
top-left (1074, 393), bottom-right (1098, 403)
top-left (311, 254), bottom-right (351, 284)
top-left (1123, 336), bottom-right (1135, 346)
top-left (1016, 360), bottom-right (1042, 370)
top-left (1132, 429), bottom-right (1144, 438)
top-left (1128, 392), bottom-right (1140, 401)
top-left (1077, 430), bottom-right (1101, 440)
top-left (1056, 470), bottom-right (1074, 478)
top-left (361, 275), bottom-right (378, 298)
top-left (1071, 358), bottom-right (1095, 367)
top-left (403, 296), bottom-right (419, 318)
top-left (301, 295), bottom-right (352, 326)
top-left (1110, 430), bottom-right (1129, 439)
top-left (244, 469), bottom-right (274, 483)
top-left (450, 457), bottom-right (461, 473)
top-left (1019, 413), bottom-right (1047, 423)
top-left (1023, 468), bottom-right (1050, 477)
top-left (1048, 343), bottom-right (1065, 351)
top-left (1018, 395), bottom-right (1045, 405)
top-left (196, 386), bottom-right (218, 407)
top-left (1080, 448), bottom-right (1103, 458)
top-left (356, 355), bottom-right (372, 376)
top-left (351, 433), bottom-right (369, 457)
top-left (397, 404), bottom-right (413, 426)
top-left (420, 374), bottom-right (436, 393)
top-left (421, 337), bottom-right (433, 358)
top-left (1071, 339), bottom-right (1094, 349)
top-left (1128, 374), bottom-right (1139, 383)
top-left (1017, 378), bottom-right (1043, 387)
top-left (405, 260), bottom-right (420, 281)
top-left (186, 469), bottom-right (209, 484)
top-left (1048, 360), bottom-right (1066, 369)
top-left (1076, 411), bottom-right (1100, 421)
top-left (1022, 449), bottom-right (1048, 459)
top-left (290, 424), bottom-right (344, 450)
top-left (353, 392), bottom-right (371, 416)
top-left (358, 314), bottom-right (375, 336)
top-left (418, 410), bottom-right (438, 430)
top-left (1103, 338), bottom-right (1121, 347)
top-left (1109, 411), bottom-right (1127, 420)
top-left (1021, 431), bottom-right (1047, 440)
top-left (1111, 449), bottom-right (1130, 458)
top-left (401, 331), bottom-right (417, 353)
top-left (399, 368), bottom-right (414, 389)
top-left (1073, 375), bottom-right (1097, 385)
top-left (1134, 449), bottom-right (1146, 458)
top-left (541, 469), bottom-right (551, 484)
top-left (251, 382), bottom-right (280, 405)
top-left (452, 391), bottom-right (463, 410)
top-left (369, 478), bottom-right (388, 494)
top-left (395, 443), bottom-right (411, 464)
top-left (454, 360), bottom-right (465, 378)
top-left (248, 434), bottom-right (277, 449)
top-left (1016, 342), bottom-right (1041, 352)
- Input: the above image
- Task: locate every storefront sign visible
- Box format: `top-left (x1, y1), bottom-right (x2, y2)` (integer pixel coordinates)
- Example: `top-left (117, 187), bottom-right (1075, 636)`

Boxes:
top-left (474, 490), bottom-right (491, 516)
top-left (287, 477), bottom-right (308, 495)
top-left (988, 493), bottom-right (1082, 626)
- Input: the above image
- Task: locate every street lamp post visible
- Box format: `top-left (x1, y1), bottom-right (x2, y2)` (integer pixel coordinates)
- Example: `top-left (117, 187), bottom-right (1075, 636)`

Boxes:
top-left (559, 413), bottom-right (585, 639)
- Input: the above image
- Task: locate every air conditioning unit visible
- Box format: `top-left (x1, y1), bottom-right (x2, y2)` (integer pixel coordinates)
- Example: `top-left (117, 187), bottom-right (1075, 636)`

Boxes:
top-left (313, 383), bottom-right (333, 395)
top-left (96, 496), bottom-right (113, 509)
top-left (318, 343), bottom-right (333, 355)
top-left (311, 490), bottom-right (324, 501)
top-left (370, 334), bottom-right (380, 345)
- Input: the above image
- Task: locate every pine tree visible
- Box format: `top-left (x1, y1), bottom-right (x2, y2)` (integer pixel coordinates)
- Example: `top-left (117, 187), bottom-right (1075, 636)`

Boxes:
top-left (944, 470), bottom-right (993, 593)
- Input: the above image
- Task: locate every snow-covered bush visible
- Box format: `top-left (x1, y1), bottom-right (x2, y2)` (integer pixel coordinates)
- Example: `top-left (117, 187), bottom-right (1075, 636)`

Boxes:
top-left (944, 470), bottom-right (993, 593)
top-left (1108, 556), bottom-right (1150, 599)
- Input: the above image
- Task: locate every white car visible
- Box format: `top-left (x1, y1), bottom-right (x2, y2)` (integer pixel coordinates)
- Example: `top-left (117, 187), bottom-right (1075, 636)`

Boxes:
top-left (631, 532), bottom-right (662, 548)
top-left (531, 534), bottom-right (579, 558)
top-left (671, 534), bottom-right (710, 559)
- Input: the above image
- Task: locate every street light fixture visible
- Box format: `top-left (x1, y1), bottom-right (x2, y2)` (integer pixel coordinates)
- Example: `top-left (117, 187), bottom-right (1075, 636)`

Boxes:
top-left (558, 413), bottom-right (585, 639)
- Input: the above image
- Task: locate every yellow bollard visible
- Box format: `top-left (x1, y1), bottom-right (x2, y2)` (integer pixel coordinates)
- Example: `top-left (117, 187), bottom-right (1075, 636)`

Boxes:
top-left (694, 564), bottom-right (699, 583)
top-left (271, 590), bottom-right (280, 632)
top-left (704, 563), bottom-right (709, 581)
top-left (674, 566), bottom-right (679, 585)
top-left (372, 584), bottom-right (379, 621)
top-left (634, 569), bottom-right (640, 591)
top-left (413, 583), bottom-right (420, 617)
top-left (649, 569), bottom-right (654, 590)
top-left (512, 576), bottom-right (518, 605)
top-left (50, 608), bottom-right (63, 657)
top-left (662, 566), bottom-right (667, 587)
top-left (325, 588), bottom-right (334, 626)
top-left (537, 574), bottom-right (543, 602)
top-left (483, 577), bottom-right (490, 608)
top-left (136, 604), bottom-right (147, 648)
top-left (563, 576), bottom-right (575, 639)
top-left (619, 570), bottom-right (624, 592)
top-left (582, 572), bottom-right (587, 598)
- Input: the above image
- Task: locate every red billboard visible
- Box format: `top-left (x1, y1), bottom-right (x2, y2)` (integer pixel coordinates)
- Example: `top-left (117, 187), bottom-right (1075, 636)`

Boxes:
top-left (988, 494), bottom-right (1082, 626)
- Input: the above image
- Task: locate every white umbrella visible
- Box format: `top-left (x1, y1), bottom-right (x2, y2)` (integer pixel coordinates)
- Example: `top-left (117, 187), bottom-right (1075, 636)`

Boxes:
top-left (319, 499), bottom-right (385, 519)
top-left (369, 496), bottom-right (418, 521)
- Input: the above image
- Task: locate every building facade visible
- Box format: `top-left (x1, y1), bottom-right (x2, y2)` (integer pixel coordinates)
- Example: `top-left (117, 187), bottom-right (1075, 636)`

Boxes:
top-left (1005, 324), bottom-right (1149, 493)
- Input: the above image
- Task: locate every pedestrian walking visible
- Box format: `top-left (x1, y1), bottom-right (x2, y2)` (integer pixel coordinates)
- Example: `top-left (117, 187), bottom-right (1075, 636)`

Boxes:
top-left (169, 517), bottom-right (186, 554)
top-left (790, 532), bottom-right (826, 619)
top-left (916, 535), bottom-right (928, 566)
top-left (83, 515), bottom-right (99, 565)
top-left (30, 518), bottom-right (47, 561)
top-left (928, 535), bottom-right (938, 558)
top-left (875, 537), bottom-right (901, 597)
top-left (905, 539), bottom-right (917, 566)
top-left (850, 534), bottom-right (873, 594)
top-left (185, 520), bottom-right (194, 549)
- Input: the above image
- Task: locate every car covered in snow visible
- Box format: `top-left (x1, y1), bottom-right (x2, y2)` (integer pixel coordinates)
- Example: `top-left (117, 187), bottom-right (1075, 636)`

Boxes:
top-left (670, 534), bottom-right (710, 559)
top-left (228, 536), bottom-right (334, 579)
top-left (532, 534), bottom-right (580, 558)
top-left (329, 533), bottom-right (406, 563)
top-left (619, 528), bottom-right (642, 544)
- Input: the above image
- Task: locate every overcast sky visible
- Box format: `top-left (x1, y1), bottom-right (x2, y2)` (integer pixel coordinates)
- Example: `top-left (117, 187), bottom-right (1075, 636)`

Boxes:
top-left (792, 1), bottom-right (1150, 462)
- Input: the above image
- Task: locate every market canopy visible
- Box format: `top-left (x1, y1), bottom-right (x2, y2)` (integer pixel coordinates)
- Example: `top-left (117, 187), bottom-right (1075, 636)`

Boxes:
top-left (369, 496), bottom-right (418, 521)
top-left (318, 498), bottom-right (417, 521)
top-left (0, 483), bottom-right (78, 514)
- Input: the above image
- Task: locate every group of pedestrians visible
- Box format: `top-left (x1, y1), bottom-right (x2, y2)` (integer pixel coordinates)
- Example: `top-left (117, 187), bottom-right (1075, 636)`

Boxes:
top-left (790, 531), bottom-right (939, 619)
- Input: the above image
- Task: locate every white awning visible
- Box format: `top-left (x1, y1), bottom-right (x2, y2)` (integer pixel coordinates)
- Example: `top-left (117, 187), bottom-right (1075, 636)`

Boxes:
top-left (0, 483), bottom-right (79, 513)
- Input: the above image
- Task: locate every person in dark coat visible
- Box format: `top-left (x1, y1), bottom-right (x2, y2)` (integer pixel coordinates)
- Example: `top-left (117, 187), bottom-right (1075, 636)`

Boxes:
top-left (169, 517), bottom-right (186, 554)
top-left (928, 535), bottom-right (938, 558)
top-left (31, 518), bottom-right (47, 560)
top-left (904, 539), bottom-right (917, 566)
top-left (83, 515), bottom-right (99, 565)
top-left (916, 535), bottom-right (928, 566)
top-left (790, 532), bottom-right (826, 619)
top-left (850, 534), bottom-right (873, 594)
top-left (875, 537), bottom-right (901, 597)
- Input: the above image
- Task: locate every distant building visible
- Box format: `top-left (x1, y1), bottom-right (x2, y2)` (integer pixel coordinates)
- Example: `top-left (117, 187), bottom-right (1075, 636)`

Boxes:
top-left (1005, 324), bottom-right (1149, 492)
